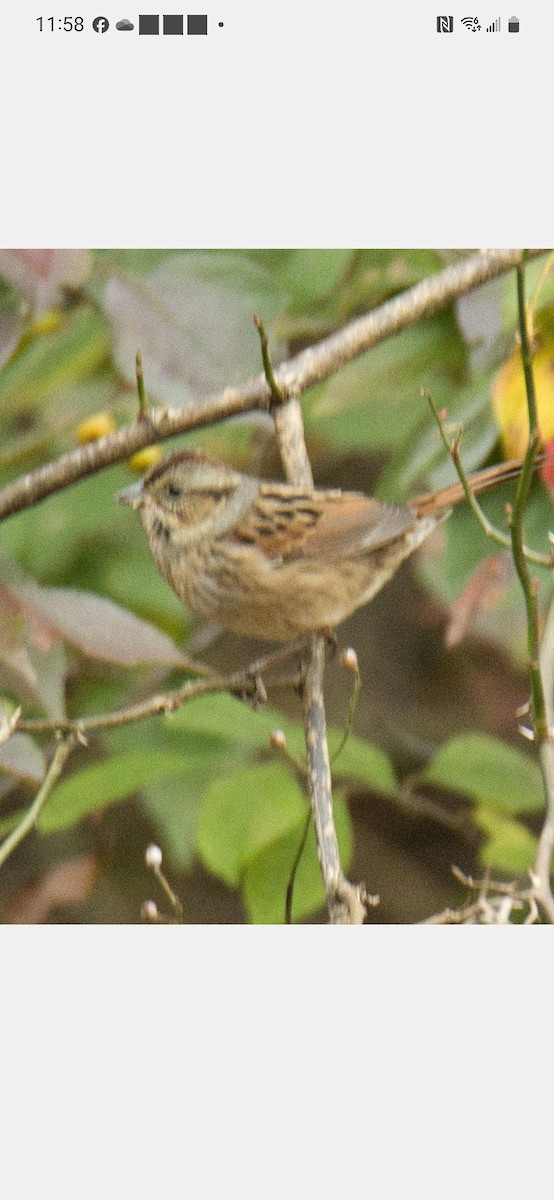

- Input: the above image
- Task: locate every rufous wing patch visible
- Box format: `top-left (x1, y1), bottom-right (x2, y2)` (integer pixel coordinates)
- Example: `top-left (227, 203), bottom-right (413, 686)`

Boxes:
top-left (229, 487), bottom-right (419, 562)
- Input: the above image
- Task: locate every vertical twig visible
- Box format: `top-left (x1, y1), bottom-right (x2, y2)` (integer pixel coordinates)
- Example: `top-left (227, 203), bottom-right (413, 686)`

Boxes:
top-left (537, 589), bottom-right (554, 915)
top-left (511, 261), bottom-right (554, 921)
top-left (135, 349), bottom-right (148, 419)
top-left (254, 316), bottom-right (366, 924)
top-left (302, 637), bottom-right (366, 923)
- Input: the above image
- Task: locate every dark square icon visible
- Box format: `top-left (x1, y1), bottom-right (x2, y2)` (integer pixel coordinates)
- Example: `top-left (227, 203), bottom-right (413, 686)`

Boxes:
top-left (139, 14), bottom-right (160, 33)
top-left (164, 14), bottom-right (183, 34)
top-left (187, 14), bottom-right (207, 34)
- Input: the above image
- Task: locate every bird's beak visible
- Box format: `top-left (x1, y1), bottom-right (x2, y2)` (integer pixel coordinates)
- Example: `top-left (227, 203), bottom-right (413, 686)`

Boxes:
top-left (117, 481), bottom-right (144, 509)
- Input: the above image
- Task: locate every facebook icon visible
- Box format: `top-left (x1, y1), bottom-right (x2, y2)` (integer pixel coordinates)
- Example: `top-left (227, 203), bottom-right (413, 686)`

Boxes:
top-left (92, 16), bottom-right (110, 32)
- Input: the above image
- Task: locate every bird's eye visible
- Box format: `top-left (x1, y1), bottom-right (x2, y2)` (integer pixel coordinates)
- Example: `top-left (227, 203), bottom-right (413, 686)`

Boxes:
top-left (167, 482), bottom-right (183, 498)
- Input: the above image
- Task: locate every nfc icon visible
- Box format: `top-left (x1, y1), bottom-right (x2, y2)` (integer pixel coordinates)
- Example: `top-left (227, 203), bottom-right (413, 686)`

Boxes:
top-left (436, 15), bottom-right (454, 31)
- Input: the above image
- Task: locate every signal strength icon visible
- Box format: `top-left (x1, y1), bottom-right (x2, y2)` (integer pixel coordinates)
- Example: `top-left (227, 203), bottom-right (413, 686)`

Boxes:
top-left (486, 16), bottom-right (501, 31)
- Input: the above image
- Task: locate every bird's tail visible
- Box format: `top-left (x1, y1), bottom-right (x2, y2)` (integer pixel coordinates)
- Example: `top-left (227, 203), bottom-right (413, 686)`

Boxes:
top-left (412, 454), bottom-right (545, 518)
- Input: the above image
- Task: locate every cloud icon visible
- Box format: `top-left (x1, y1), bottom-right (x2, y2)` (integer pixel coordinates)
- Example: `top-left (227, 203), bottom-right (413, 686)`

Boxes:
top-left (116, 18), bottom-right (134, 30)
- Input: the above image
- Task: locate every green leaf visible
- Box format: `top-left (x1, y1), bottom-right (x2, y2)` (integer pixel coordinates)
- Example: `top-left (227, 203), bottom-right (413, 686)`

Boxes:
top-left (197, 762), bottom-right (307, 887)
top-left (475, 807), bottom-right (538, 874)
top-left (375, 377), bottom-right (498, 501)
top-left (0, 308), bottom-right (110, 415)
top-left (243, 790), bottom-right (353, 924)
top-left (272, 249), bottom-right (355, 310)
top-left (304, 310), bottom-right (467, 453)
top-left (423, 733), bottom-right (544, 814)
top-left (172, 690), bottom-right (286, 748)
top-left (328, 730), bottom-right (397, 793)
top-left (40, 749), bottom-right (189, 833)
top-left (174, 691), bottom-right (313, 767)
top-left (174, 693), bottom-right (396, 793)
top-left (140, 736), bottom-right (251, 869)
top-left (92, 249), bottom-right (172, 280)
top-left (1, 464), bottom-right (137, 581)
top-left (140, 774), bottom-right (203, 871)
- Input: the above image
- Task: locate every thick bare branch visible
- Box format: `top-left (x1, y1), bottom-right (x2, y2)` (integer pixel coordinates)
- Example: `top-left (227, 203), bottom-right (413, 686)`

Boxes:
top-left (278, 248), bottom-right (548, 394)
top-left (0, 249), bottom-right (547, 521)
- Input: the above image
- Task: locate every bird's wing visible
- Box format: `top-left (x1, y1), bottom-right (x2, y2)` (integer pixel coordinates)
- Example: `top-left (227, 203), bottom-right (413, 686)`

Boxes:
top-left (228, 485), bottom-right (420, 562)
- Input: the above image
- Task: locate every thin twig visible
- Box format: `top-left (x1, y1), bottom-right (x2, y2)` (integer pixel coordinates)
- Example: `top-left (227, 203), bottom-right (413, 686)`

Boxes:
top-left (422, 867), bottom-right (541, 925)
top-left (146, 845), bottom-right (184, 919)
top-left (135, 349), bottom-right (148, 419)
top-left (285, 810), bottom-right (312, 925)
top-left (510, 263), bottom-right (547, 741)
top-left (0, 249), bottom-right (547, 522)
top-left (0, 706), bottom-right (21, 747)
top-left (332, 650), bottom-right (362, 765)
top-left (536, 588), bottom-right (554, 919)
top-left (0, 733), bottom-right (76, 868)
top-left (253, 315), bottom-right (284, 405)
top-left (424, 388), bottom-right (552, 567)
top-left (15, 641), bottom-right (310, 736)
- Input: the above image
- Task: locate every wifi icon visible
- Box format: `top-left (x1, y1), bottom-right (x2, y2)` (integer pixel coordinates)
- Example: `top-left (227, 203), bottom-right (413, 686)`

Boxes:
top-left (461, 16), bottom-right (482, 30)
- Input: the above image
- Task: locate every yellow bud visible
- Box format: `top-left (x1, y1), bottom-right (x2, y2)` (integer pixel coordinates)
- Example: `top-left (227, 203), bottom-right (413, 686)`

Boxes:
top-left (127, 446), bottom-right (164, 474)
top-left (76, 412), bottom-right (116, 444)
top-left (28, 309), bottom-right (64, 337)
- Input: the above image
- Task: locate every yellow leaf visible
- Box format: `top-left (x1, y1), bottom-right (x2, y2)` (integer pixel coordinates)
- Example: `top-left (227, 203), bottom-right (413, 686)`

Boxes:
top-left (492, 308), bottom-right (554, 457)
top-left (126, 445), bottom-right (163, 473)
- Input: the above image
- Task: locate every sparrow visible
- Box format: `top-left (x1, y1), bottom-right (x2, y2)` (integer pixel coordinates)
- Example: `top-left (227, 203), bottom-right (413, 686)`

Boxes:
top-left (118, 449), bottom-right (533, 642)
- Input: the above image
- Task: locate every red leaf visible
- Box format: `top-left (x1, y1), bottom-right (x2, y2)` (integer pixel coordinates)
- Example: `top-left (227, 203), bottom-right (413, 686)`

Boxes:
top-left (0, 249), bottom-right (92, 314)
top-left (16, 582), bottom-right (189, 668)
top-left (445, 553), bottom-right (512, 648)
top-left (6, 853), bottom-right (100, 924)
top-left (540, 436), bottom-right (554, 496)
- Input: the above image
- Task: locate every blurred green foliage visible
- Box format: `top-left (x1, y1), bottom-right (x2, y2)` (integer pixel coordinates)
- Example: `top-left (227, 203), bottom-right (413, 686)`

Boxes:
top-left (0, 248), bottom-right (551, 922)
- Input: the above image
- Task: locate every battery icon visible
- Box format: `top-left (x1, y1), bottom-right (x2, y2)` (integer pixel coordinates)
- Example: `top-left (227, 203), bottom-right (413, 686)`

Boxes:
top-left (508, 16), bottom-right (519, 31)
